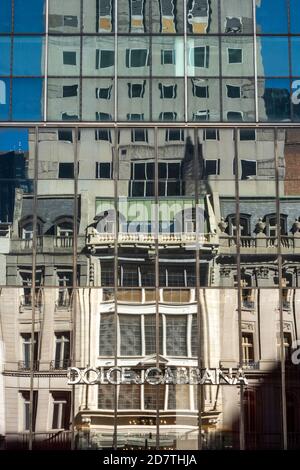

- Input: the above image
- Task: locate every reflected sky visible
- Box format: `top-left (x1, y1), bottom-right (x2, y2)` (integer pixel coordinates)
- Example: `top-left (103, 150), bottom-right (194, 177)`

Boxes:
top-left (0, 0), bottom-right (11, 32)
top-left (256, 0), bottom-right (288, 33)
top-left (260, 37), bottom-right (289, 76)
top-left (0, 129), bottom-right (29, 152)
top-left (14, 0), bottom-right (45, 33)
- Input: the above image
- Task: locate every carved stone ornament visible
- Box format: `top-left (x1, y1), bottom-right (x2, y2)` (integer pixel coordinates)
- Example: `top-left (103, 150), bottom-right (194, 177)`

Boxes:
top-left (292, 218), bottom-right (300, 234)
top-left (255, 217), bottom-right (265, 234)
top-left (218, 217), bottom-right (228, 233)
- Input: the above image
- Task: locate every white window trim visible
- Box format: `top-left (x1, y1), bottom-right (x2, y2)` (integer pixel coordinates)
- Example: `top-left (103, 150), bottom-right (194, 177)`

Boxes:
top-left (96, 49), bottom-right (114, 69)
top-left (51, 396), bottom-right (68, 430)
top-left (19, 392), bottom-right (30, 432)
top-left (193, 109), bottom-right (210, 120)
top-left (127, 48), bottom-right (149, 68)
top-left (160, 83), bottom-right (177, 99)
top-left (205, 158), bottom-right (219, 176)
top-left (96, 162), bottom-right (112, 179)
top-left (165, 129), bottom-right (184, 142)
top-left (161, 49), bottom-right (176, 65)
top-left (189, 45), bottom-right (209, 68)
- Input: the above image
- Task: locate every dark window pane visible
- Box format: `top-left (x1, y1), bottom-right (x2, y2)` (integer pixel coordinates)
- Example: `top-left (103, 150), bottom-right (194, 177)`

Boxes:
top-left (126, 48), bottom-right (149, 67)
top-left (227, 85), bottom-right (241, 98)
top-left (63, 85), bottom-right (78, 98)
top-left (241, 160), bottom-right (257, 180)
top-left (58, 163), bottom-right (74, 179)
top-left (240, 129), bottom-right (256, 141)
top-left (63, 51), bottom-right (77, 66)
top-left (228, 48), bottom-right (242, 63)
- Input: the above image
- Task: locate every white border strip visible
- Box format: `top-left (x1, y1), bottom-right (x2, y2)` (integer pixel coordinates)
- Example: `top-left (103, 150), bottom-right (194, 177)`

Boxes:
top-left (253, 0), bottom-right (259, 123)
top-left (184, 0), bottom-right (188, 123)
top-left (43, 0), bottom-right (49, 122)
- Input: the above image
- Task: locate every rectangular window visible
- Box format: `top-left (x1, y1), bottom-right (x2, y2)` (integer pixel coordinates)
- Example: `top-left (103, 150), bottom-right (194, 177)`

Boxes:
top-left (126, 113), bottom-right (144, 121)
top-left (119, 315), bottom-right (142, 356)
top-left (158, 162), bottom-right (181, 179)
top-left (57, 270), bottom-right (73, 307)
top-left (63, 15), bottom-right (78, 27)
top-left (96, 49), bottom-right (114, 68)
top-left (193, 84), bottom-right (209, 98)
top-left (58, 129), bottom-right (73, 142)
top-left (144, 384), bottom-right (165, 410)
top-left (54, 332), bottom-right (70, 369)
top-left (62, 85), bottom-right (78, 98)
top-left (159, 83), bottom-right (177, 99)
top-left (226, 84), bottom-right (241, 98)
top-left (99, 313), bottom-right (115, 356)
top-left (128, 81), bottom-right (146, 98)
top-left (193, 110), bottom-right (210, 121)
top-left (21, 332), bottom-right (38, 370)
top-left (63, 51), bottom-right (76, 66)
top-left (283, 332), bottom-right (292, 361)
top-left (228, 48), bottom-right (242, 64)
top-left (189, 46), bottom-right (209, 68)
top-left (95, 129), bottom-right (112, 142)
top-left (96, 162), bottom-right (112, 179)
top-left (161, 49), bottom-right (176, 65)
top-left (20, 391), bottom-right (37, 432)
top-left (131, 128), bottom-right (148, 142)
top-left (204, 129), bottom-right (219, 140)
top-left (242, 332), bottom-right (254, 363)
top-left (191, 315), bottom-right (198, 357)
top-left (204, 159), bottom-right (220, 176)
top-left (101, 262), bottom-right (114, 286)
top-left (126, 48), bottom-right (149, 67)
top-left (96, 111), bottom-right (112, 121)
top-left (227, 111), bottom-right (243, 121)
top-left (98, 385), bottom-right (114, 409)
top-left (159, 112), bottom-right (177, 121)
top-left (118, 385), bottom-right (140, 410)
top-left (61, 112), bottom-right (78, 121)
top-left (58, 163), bottom-right (75, 179)
top-left (168, 385), bottom-right (190, 410)
top-left (166, 315), bottom-right (187, 356)
top-left (165, 129), bottom-right (184, 142)
top-left (241, 159), bottom-right (257, 180)
top-left (144, 314), bottom-right (163, 355)
top-left (121, 265), bottom-right (139, 287)
top-left (20, 271), bottom-right (33, 305)
top-left (239, 129), bottom-right (256, 141)
top-left (51, 392), bottom-right (71, 430)
top-left (95, 86), bottom-right (112, 100)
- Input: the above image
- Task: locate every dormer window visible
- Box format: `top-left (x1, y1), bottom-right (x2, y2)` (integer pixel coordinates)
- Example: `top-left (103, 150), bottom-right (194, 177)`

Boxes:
top-left (264, 214), bottom-right (287, 237)
top-left (227, 214), bottom-right (251, 237)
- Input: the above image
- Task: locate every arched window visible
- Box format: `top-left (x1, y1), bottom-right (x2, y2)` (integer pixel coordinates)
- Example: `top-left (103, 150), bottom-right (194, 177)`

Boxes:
top-left (54, 217), bottom-right (74, 238)
top-left (19, 217), bottom-right (42, 239)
